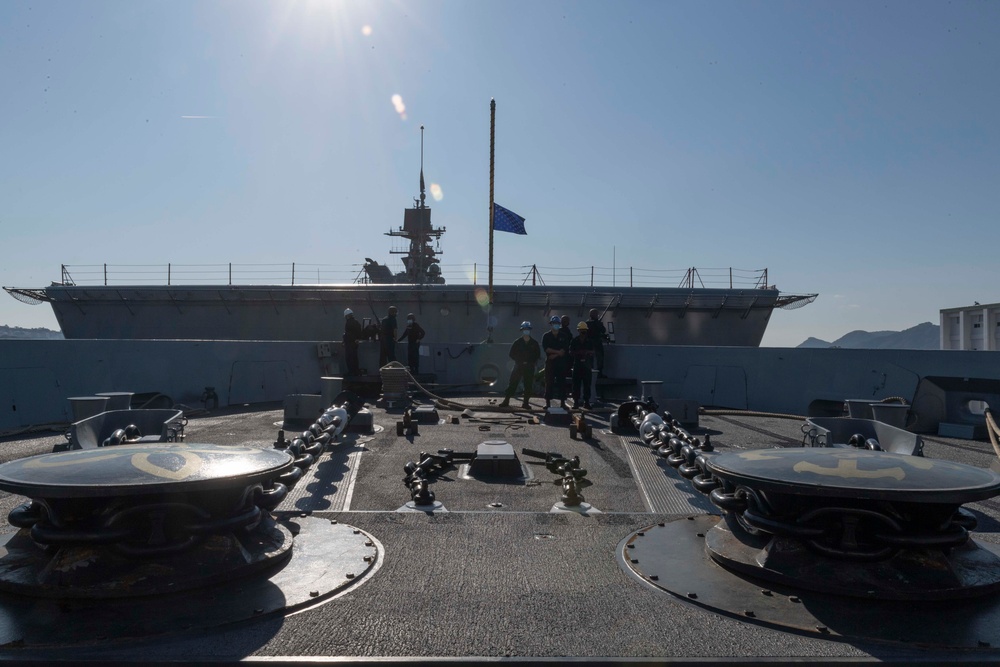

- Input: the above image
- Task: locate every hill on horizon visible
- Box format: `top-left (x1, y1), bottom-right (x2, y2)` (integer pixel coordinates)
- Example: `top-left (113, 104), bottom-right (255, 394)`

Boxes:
top-left (0, 324), bottom-right (63, 340)
top-left (797, 322), bottom-right (939, 350)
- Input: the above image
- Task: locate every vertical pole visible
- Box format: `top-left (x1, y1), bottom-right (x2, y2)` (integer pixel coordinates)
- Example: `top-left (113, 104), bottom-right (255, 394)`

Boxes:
top-left (486, 98), bottom-right (496, 344)
top-left (488, 98), bottom-right (495, 306)
top-left (730, 267), bottom-right (733, 289)
top-left (104, 263), bottom-right (107, 286)
top-left (613, 246), bottom-right (616, 287)
top-left (229, 263), bottom-right (232, 285)
top-left (292, 262), bottom-right (296, 286)
top-left (591, 266), bottom-right (594, 287)
top-left (630, 267), bottom-right (633, 288)
top-left (168, 263), bottom-right (171, 286)
top-left (474, 263), bottom-right (477, 285)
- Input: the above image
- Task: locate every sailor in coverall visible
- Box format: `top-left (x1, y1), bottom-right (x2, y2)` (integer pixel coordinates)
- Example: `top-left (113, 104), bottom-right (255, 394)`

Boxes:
top-left (569, 321), bottom-right (596, 409)
top-left (499, 321), bottom-right (541, 409)
top-left (542, 316), bottom-right (569, 408)
top-left (343, 308), bottom-right (362, 376)
top-left (379, 306), bottom-right (398, 366)
top-left (558, 315), bottom-right (574, 401)
top-left (586, 308), bottom-right (608, 377)
top-left (397, 313), bottom-right (426, 373)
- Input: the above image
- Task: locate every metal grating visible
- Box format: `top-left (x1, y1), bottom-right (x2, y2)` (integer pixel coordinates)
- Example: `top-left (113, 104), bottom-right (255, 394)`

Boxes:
top-left (275, 444), bottom-right (365, 512)
top-left (618, 435), bottom-right (716, 515)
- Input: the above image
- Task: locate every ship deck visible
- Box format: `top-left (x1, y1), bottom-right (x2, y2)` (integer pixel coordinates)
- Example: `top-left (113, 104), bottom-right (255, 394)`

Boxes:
top-left (1, 397), bottom-right (999, 664)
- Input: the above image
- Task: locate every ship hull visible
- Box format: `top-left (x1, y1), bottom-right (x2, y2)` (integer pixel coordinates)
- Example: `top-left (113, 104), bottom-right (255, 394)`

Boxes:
top-left (45, 283), bottom-right (777, 346)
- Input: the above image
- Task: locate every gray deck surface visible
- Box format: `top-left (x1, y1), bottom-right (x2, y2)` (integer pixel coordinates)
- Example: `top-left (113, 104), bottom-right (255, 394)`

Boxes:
top-left (1, 398), bottom-right (999, 663)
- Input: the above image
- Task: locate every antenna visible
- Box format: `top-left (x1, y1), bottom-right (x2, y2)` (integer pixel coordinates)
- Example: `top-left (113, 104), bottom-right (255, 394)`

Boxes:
top-left (419, 125), bottom-right (426, 205)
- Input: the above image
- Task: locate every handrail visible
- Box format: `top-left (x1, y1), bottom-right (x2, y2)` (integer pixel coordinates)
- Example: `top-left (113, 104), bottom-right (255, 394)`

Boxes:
top-left (52, 263), bottom-right (775, 290)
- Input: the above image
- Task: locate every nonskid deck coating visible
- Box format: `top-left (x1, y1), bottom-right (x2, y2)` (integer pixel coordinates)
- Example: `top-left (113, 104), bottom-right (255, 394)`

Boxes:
top-left (0, 399), bottom-right (998, 662)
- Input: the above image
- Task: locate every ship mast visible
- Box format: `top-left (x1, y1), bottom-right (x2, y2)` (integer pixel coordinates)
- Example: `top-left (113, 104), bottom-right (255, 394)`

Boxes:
top-left (385, 125), bottom-right (446, 284)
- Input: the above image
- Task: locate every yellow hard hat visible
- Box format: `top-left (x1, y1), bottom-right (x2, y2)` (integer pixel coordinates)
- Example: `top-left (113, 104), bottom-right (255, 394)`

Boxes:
top-left (576, 322), bottom-right (588, 331)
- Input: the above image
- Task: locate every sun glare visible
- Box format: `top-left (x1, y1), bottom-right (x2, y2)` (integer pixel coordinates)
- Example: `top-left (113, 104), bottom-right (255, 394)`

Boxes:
top-left (391, 94), bottom-right (407, 120)
top-left (268, 0), bottom-right (370, 55)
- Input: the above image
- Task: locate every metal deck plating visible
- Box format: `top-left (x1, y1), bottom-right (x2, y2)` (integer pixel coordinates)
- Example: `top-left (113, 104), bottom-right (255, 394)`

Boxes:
top-left (0, 401), bottom-right (999, 663)
top-left (621, 515), bottom-right (1000, 649)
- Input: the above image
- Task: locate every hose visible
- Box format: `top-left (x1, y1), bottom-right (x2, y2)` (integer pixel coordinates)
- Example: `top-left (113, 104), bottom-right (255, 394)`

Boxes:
top-left (395, 367), bottom-right (531, 413)
top-left (701, 397), bottom-right (910, 423)
top-left (700, 408), bottom-right (806, 421)
top-left (986, 408), bottom-right (1000, 463)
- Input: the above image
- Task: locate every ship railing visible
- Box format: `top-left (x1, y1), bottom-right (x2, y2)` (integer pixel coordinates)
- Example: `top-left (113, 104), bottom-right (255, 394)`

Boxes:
top-left (55, 263), bottom-right (774, 290)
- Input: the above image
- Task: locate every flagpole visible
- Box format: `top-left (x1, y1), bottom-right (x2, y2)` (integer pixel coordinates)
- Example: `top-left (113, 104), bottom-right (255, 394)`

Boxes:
top-left (488, 98), bottom-right (495, 307)
top-left (487, 98), bottom-right (495, 343)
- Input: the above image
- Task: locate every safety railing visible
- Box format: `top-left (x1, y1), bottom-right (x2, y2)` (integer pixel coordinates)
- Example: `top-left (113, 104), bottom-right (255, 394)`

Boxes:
top-left (58, 263), bottom-right (774, 290)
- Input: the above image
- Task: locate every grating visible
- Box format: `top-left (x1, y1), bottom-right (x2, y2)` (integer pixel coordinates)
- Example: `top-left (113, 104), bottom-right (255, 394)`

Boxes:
top-left (275, 445), bottom-right (364, 512)
top-left (618, 435), bottom-right (716, 515)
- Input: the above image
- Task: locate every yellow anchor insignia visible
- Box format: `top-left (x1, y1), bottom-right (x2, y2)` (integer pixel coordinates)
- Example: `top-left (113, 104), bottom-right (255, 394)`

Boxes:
top-left (791, 450), bottom-right (940, 481)
top-left (793, 457), bottom-right (905, 481)
top-left (24, 451), bottom-right (125, 469)
top-left (738, 450), bottom-right (785, 462)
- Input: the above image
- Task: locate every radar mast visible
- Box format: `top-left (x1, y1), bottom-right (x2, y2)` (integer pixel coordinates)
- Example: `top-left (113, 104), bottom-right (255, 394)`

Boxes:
top-left (385, 125), bottom-right (446, 284)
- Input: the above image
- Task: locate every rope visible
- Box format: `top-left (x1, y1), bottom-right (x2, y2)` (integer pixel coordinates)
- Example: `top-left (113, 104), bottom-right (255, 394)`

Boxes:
top-left (393, 366), bottom-right (536, 414)
top-left (986, 408), bottom-right (1000, 463)
top-left (700, 408), bottom-right (806, 421)
top-left (701, 397), bottom-right (908, 423)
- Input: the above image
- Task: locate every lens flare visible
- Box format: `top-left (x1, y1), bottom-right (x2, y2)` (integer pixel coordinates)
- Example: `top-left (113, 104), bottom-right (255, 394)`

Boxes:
top-left (474, 288), bottom-right (490, 308)
top-left (361, 25), bottom-right (372, 36)
top-left (430, 183), bottom-right (443, 201)
top-left (391, 94), bottom-right (407, 120)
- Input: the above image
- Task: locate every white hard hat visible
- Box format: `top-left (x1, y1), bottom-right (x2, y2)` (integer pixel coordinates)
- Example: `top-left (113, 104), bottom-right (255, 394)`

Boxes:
top-left (344, 308), bottom-right (353, 316)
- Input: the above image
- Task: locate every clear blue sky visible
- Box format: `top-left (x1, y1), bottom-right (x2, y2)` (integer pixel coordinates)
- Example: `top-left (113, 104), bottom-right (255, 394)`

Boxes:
top-left (2, 0), bottom-right (998, 346)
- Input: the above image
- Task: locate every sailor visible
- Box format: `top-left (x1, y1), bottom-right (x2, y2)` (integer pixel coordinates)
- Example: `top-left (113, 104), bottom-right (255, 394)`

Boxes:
top-left (542, 315), bottom-right (569, 408)
top-left (586, 308), bottom-right (608, 378)
top-left (379, 306), bottom-right (398, 366)
top-left (569, 321), bottom-right (596, 410)
top-left (499, 321), bottom-right (541, 409)
top-left (343, 308), bottom-right (362, 377)
top-left (397, 313), bottom-right (426, 374)
top-left (558, 315), bottom-right (573, 400)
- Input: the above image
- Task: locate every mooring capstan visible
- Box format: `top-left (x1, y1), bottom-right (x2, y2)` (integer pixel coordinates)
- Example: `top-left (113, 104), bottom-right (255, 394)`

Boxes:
top-left (703, 448), bottom-right (1000, 600)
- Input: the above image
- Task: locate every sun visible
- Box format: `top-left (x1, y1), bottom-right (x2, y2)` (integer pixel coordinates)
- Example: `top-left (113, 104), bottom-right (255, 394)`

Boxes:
top-left (267, 0), bottom-right (368, 53)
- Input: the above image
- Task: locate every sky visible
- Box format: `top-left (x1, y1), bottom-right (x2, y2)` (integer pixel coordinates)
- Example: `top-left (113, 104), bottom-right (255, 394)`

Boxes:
top-left (1, 0), bottom-right (998, 347)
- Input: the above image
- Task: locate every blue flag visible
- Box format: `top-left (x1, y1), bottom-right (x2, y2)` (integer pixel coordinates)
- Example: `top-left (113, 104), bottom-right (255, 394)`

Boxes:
top-left (493, 203), bottom-right (527, 235)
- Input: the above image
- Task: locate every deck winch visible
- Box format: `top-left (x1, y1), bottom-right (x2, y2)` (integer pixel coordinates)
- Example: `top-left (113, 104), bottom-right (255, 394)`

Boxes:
top-left (0, 393), bottom-right (381, 645)
top-left (619, 408), bottom-right (1000, 647)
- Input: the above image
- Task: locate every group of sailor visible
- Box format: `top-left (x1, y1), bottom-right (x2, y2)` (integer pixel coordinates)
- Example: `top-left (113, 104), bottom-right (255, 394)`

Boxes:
top-left (342, 306), bottom-right (425, 377)
top-left (499, 309), bottom-right (608, 411)
top-left (341, 306), bottom-right (608, 410)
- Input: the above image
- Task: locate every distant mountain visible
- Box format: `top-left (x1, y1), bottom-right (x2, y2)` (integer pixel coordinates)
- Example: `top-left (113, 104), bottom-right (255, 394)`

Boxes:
top-left (0, 325), bottom-right (63, 340)
top-left (797, 322), bottom-right (939, 350)
top-left (798, 337), bottom-right (832, 348)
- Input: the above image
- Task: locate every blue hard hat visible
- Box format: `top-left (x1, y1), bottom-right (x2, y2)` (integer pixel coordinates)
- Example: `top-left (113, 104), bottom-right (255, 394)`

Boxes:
top-left (549, 315), bottom-right (560, 324)
top-left (520, 321), bottom-right (532, 330)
